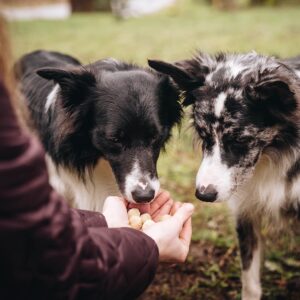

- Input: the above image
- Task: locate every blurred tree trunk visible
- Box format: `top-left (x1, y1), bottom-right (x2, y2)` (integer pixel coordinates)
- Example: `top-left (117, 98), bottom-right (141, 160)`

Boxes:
top-left (110, 0), bottom-right (129, 19)
top-left (250, 0), bottom-right (265, 5)
top-left (250, 0), bottom-right (280, 6)
top-left (70, 0), bottom-right (95, 12)
top-left (211, 0), bottom-right (235, 10)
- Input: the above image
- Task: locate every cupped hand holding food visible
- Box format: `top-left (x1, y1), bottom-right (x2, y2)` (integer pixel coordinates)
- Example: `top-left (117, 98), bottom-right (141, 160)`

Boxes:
top-left (102, 191), bottom-right (174, 228)
top-left (103, 192), bottom-right (194, 263)
top-left (142, 203), bottom-right (194, 263)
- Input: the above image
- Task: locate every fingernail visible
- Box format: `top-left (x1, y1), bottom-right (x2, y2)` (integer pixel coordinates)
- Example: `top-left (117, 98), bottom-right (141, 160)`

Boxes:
top-left (184, 203), bottom-right (194, 212)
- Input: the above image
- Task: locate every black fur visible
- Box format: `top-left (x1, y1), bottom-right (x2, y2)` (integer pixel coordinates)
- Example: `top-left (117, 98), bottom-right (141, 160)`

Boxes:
top-left (236, 218), bottom-right (258, 271)
top-left (17, 50), bottom-right (182, 202)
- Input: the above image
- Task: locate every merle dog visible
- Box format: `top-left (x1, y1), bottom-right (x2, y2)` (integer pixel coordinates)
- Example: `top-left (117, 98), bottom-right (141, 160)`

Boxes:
top-left (16, 50), bottom-right (182, 211)
top-left (149, 52), bottom-right (300, 300)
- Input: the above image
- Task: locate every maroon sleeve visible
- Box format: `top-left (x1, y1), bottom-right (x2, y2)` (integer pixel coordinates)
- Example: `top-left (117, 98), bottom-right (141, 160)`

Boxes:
top-left (74, 208), bottom-right (108, 228)
top-left (0, 80), bottom-right (158, 300)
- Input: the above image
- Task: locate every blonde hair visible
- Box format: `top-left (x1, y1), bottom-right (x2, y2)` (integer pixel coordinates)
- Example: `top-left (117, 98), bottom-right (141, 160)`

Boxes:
top-left (0, 14), bottom-right (28, 126)
top-left (0, 15), bottom-right (13, 91)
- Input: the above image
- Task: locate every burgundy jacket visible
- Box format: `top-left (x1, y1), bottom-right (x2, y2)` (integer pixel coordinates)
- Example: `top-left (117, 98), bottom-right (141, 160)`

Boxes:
top-left (0, 79), bottom-right (158, 300)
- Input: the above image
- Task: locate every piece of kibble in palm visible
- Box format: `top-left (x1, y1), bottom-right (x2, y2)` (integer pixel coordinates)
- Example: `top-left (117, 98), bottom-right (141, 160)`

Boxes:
top-left (140, 213), bottom-right (151, 223)
top-left (129, 215), bottom-right (142, 230)
top-left (128, 208), bottom-right (140, 218)
top-left (142, 219), bottom-right (156, 230)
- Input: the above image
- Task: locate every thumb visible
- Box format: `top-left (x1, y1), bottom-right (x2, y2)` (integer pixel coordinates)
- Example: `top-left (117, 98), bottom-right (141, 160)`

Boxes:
top-left (172, 203), bottom-right (194, 227)
top-left (103, 196), bottom-right (125, 212)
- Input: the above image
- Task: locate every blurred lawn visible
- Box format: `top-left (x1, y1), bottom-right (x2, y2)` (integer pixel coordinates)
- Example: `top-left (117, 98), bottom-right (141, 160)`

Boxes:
top-left (10, 0), bottom-right (300, 63)
top-left (9, 1), bottom-right (300, 298)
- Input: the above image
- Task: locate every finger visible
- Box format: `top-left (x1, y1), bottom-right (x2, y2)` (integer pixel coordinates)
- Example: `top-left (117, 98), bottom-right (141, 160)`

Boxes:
top-left (172, 203), bottom-right (194, 229)
top-left (103, 196), bottom-right (125, 212)
top-left (150, 190), bottom-right (171, 215)
top-left (170, 201), bottom-right (182, 216)
top-left (179, 217), bottom-right (192, 247)
top-left (152, 199), bottom-right (174, 221)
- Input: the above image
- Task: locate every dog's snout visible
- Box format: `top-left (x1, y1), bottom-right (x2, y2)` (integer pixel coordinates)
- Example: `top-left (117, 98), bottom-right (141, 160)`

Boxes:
top-left (195, 184), bottom-right (218, 202)
top-left (131, 185), bottom-right (155, 203)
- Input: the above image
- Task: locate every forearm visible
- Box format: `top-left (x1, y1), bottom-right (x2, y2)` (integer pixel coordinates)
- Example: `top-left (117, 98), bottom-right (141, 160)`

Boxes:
top-left (0, 80), bottom-right (158, 299)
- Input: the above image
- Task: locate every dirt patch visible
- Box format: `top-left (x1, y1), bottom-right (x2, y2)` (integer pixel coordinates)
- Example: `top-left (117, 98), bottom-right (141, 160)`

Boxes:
top-left (140, 241), bottom-right (300, 300)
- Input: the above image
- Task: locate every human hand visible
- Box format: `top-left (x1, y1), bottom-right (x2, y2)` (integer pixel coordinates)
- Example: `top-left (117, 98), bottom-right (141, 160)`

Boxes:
top-left (149, 190), bottom-right (175, 221)
top-left (103, 191), bottom-right (174, 228)
top-left (142, 202), bottom-right (194, 263)
top-left (103, 193), bottom-right (194, 263)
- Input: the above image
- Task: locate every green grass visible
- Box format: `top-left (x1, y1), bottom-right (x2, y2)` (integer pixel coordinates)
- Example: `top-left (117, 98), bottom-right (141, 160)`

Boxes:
top-left (10, 1), bottom-right (300, 298)
top-left (10, 0), bottom-right (300, 64)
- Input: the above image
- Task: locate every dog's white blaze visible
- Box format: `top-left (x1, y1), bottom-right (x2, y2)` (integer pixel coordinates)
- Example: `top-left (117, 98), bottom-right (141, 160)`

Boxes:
top-left (196, 141), bottom-right (232, 201)
top-left (137, 181), bottom-right (148, 190)
top-left (45, 84), bottom-right (59, 112)
top-left (295, 70), bottom-right (300, 78)
top-left (124, 161), bottom-right (160, 202)
top-left (241, 242), bottom-right (262, 300)
top-left (124, 161), bottom-right (142, 200)
top-left (214, 92), bottom-right (227, 118)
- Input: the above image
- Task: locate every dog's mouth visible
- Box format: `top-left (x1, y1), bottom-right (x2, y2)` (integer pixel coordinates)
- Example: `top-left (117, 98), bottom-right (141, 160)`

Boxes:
top-left (124, 188), bottom-right (157, 214)
top-left (126, 202), bottom-right (152, 214)
top-left (123, 171), bottom-right (160, 204)
top-left (194, 183), bottom-right (240, 203)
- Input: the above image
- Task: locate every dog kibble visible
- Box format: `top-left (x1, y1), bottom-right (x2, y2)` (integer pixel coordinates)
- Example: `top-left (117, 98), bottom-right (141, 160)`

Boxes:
top-left (128, 208), bottom-right (140, 218)
top-left (128, 208), bottom-right (172, 230)
top-left (142, 219), bottom-right (156, 230)
top-left (140, 213), bottom-right (151, 223)
top-left (129, 215), bottom-right (143, 230)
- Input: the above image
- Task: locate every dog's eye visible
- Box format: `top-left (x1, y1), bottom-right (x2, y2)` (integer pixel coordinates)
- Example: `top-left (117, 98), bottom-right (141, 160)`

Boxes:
top-left (237, 136), bottom-right (253, 144)
top-left (108, 137), bottom-right (120, 143)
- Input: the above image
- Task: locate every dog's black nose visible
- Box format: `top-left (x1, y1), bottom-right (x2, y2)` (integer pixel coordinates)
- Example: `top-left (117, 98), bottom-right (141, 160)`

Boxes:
top-left (132, 186), bottom-right (155, 203)
top-left (195, 184), bottom-right (218, 202)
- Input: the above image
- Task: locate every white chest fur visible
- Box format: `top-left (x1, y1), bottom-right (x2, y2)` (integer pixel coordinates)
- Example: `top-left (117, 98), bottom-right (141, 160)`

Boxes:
top-left (228, 154), bottom-right (300, 222)
top-left (46, 155), bottom-right (120, 212)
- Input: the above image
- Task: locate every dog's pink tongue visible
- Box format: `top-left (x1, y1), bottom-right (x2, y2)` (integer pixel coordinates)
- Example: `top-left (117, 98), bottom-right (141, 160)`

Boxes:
top-left (129, 203), bottom-right (151, 214)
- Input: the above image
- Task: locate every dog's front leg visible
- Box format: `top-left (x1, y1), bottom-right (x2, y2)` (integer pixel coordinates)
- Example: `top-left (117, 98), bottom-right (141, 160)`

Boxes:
top-left (236, 217), bottom-right (263, 300)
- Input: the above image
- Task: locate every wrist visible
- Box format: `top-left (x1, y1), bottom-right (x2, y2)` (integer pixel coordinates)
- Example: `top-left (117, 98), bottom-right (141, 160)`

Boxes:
top-left (142, 229), bottom-right (165, 260)
top-left (104, 217), bottom-right (130, 228)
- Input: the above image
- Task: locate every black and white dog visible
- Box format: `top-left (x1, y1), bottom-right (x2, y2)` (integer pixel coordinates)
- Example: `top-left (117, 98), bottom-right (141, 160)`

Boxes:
top-left (16, 50), bottom-right (182, 211)
top-left (149, 52), bottom-right (300, 300)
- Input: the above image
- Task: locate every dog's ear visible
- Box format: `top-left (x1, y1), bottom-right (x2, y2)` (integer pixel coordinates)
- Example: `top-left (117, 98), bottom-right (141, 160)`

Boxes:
top-left (148, 59), bottom-right (205, 106)
top-left (157, 76), bottom-right (183, 128)
top-left (245, 76), bottom-right (297, 126)
top-left (37, 67), bottom-right (96, 107)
